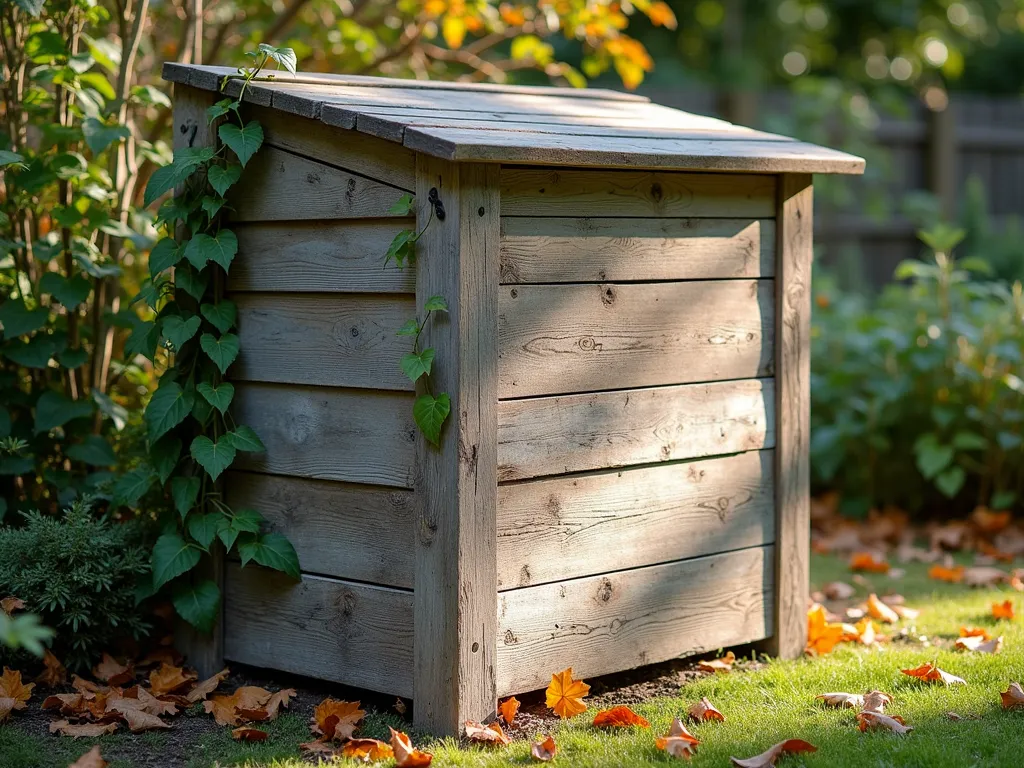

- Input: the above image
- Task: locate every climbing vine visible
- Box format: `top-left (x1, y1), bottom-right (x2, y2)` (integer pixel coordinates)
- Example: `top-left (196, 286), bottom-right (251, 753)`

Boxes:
top-left (130, 46), bottom-right (300, 633)
top-left (385, 193), bottom-right (451, 446)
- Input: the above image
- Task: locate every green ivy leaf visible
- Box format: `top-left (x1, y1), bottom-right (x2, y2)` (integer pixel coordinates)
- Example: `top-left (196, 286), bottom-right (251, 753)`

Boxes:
top-left (396, 318), bottom-right (419, 337)
top-left (172, 579), bottom-right (220, 633)
top-left (5, 335), bottom-right (60, 368)
top-left (170, 476), bottom-right (201, 520)
top-left (175, 263), bottom-right (209, 301)
top-left (81, 117), bottom-right (130, 154)
top-left (201, 196), bottom-right (226, 220)
top-left (935, 465), bottom-right (966, 498)
top-left (200, 332), bottom-right (240, 374)
top-left (207, 99), bottom-right (236, 123)
top-left (384, 229), bottom-right (415, 269)
top-left (207, 164), bottom-right (241, 196)
top-left (0, 300), bottom-right (48, 337)
top-left (388, 192), bottom-right (415, 216)
top-left (218, 122), bottom-right (263, 168)
top-left (39, 272), bottom-right (91, 308)
top-left (200, 302), bottom-right (237, 334)
top-left (66, 435), bottom-right (117, 466)
top-left (191, 395), bottom-right (214, 426)
top-left (0, 149), bottom-right (26, 167)
top-left (190, 435), bottom-right (237, 482)
top-left (156, 195), bottom-right (198, 228)
top-left (413, 392), bottom-right (450, 447)
top-left (952, 431), bottom-right (987, 451)
top-left (424, 295), bottom-right (448, 312)
top-left (217, 508), bottom-right (263, 551)
top-left (112, 466), bottom-right (156, 507)
top-left (224, 425), bottom-right (265, 453)
top-left (400, 348), bottom-right (435, 382)
top-left (124, 319), bottom-right (160, 361)
top-left (197, 381), bottom-right (235, 414)
top-left (188, 512), bottom-right (221, 550)
top-left (149, 237), bottom-right (181, 276)
top-left (184, 230), bottom-right (238, 272)
top-left (150, 435), bottom-right (182, 485)
top-left (161, 314), bottom-right (201, 351)
top-left (57, 347), bottom-right (88, 369)
top-left (144, 146), bottom-right (217, 207)
top-left (914, 435), bottom-right (954, 480)
top-left (257, 43), bottom-right (297, 74)
top-left (145, 382), bottom-right (195, 443)
top-left (238, 532), bottom-right (300, 579)
top-left (151, 533), bottom-right (202, 589)
top-left (34, 391), bottom-right (93, 432)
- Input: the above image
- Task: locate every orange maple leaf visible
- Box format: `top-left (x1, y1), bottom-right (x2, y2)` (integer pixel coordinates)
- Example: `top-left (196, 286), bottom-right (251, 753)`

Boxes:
top-left (92, 654), bottom-right (134, 687)
top-left (992, 600), bottom-right (1015, 620)
top-left (313, 698), bottom-right (365, 741)
top-left (68, 745), bottom-right (107, 768)
top-left (698, 651), bottom-right (736, 673)
top-left (806, 604), bottom-right (844, 655)
top-left (1000, 682), bottom-right (1024, 710)
top-left (231, 726), bottom-right (269, 742)
top-left (464, 720), bottom-right (511, 746)
top-left (901, 662), bottom-right (965, 685)
top-left (545, 668), bottom-right (589, 719)
top-left (530, 734), bottom-right (558, 762)
top-left (959, 626), bottom-right (991, 640)
top-left (655, 716), bottom-right (700, 759)
top-left (592, 705), bottom-right (650, 728)
top-left (866, 594), bottom-right (899, 624)
top-left (856, 711), bottom-right (913, 735)
top-left (687, 697), bottom-right (724, 723)
top-left (498, 696), bottom-right (520, 725)
top-left (730, 738), bottom-right (817, 767)
top-left (148, 663), bottom-right (195, 696)
top-left (850, 552), bottom-right (890, 573)
top-left (34, 650), bottom-right (67, 688)
top-left (390, 726), bottom-right (433, 767)
top-left (186, 668), bottom-right (230, 703)
top-left (343, 738), bottom-right (395, 761)
top-left (0, 668), bottom-right (34, 709)
top-left (928, 564), bottom-right (965, 583)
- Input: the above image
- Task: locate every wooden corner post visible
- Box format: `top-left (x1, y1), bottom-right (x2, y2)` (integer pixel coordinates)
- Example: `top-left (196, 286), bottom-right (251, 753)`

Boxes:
top-left (767, 173), bottom-right (813, 659)
top-left (413, 156), bottom-right (500, 735)
top-left (171, 84), bottom-right (226, 678)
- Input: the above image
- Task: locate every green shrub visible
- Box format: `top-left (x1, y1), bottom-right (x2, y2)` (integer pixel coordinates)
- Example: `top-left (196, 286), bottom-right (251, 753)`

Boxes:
top-left (0, 496), bottom-right (150, 670)
top-left (811, 225), bottom-right (1024, 519)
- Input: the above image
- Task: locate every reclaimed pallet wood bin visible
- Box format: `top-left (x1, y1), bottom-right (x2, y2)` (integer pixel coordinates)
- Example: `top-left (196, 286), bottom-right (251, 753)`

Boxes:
top-left (165, 63), bottom-right (865, 735)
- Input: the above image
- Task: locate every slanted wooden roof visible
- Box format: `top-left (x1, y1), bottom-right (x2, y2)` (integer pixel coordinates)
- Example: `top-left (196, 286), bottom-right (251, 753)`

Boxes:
top-left (163, 63), bottom-right (865, 175)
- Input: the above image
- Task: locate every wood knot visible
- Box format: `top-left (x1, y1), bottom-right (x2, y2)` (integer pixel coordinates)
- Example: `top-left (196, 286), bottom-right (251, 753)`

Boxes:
top-left (578, 336), bottom-right (600, 352)
top-left (596, 577), bottom-right (613, 603)
top-left (503, 629), bottom-right (518, 645)
top-left (649, 182), bottom-right (664, 202)
top-left (519, 565), bottom-right (531, 586)
top-left (601, 286), bottom-right (615, 305)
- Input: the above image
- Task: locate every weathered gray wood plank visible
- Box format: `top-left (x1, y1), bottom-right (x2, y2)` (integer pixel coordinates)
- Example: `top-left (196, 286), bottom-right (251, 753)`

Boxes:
top-left (413, 158), bottom-right (500, 735)
top-left (233, 293), bottom-right (414, 391)
top-left (230, 147), bottom-right (410, 222)
top-left (223, 565), bottom-right (414, 697)
top-left (224, 472), bottom-right (416, 588)
top-left (230, 221), bottom-right (415, 294)
top-left (496, 546), bottom-right (774, 696)
top-left (497, 450), bottom-right (775, 589)
top-left (497, 378), bottom-right (774, 482)
top-left (232, 383), bottom-right (416, 489)
top-left (497, 280), bottom-right (774, 399)
top-left (765, 175), bottom-right (813, 660)
top-left (501, 169), bottom-right (776, 218)
top-left (499, 217), bottom-right (774, 283)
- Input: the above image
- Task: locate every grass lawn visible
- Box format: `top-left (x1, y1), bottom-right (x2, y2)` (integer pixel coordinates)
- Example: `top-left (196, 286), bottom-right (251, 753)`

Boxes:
top-left (2, 553), bottom-right (1021, 767)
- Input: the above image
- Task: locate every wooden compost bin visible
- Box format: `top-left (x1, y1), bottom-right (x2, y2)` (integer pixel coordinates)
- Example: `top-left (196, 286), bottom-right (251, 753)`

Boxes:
top-left (165, 63), bottom-right (865, 735)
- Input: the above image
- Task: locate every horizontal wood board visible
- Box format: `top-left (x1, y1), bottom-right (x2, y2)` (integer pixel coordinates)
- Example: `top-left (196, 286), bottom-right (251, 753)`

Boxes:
top-left (497, 378), bottom-right (775, 481)
top-left (497, 280), bottom-right (774, 399)
top-left (223, 565), bottom-right (414, 697)
top-left (499, 217), bottom-right (775, 283)
top-left (230, 221), bottom-right (416, 294)
top-left (224, 472), bottom-right (416, 588)
top-left (232, 383), bottom-right (416, 488)
top-left (496, 545), bottom-right (774, 695)
top-left (496, 450), bottom-right (775, 589)
top-left (500, 170), bottom-right (776, 218)
top-left (233, 293), bottom-right (413, 391)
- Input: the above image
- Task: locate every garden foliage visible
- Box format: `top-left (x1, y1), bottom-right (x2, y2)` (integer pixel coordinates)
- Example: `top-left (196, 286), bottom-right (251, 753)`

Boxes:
top-left (812, 225), bottom-right (1024, 518)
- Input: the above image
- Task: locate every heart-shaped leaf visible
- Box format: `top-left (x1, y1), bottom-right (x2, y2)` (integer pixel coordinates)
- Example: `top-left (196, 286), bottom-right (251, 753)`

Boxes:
top-left (81, 117), bottom-right (130, 154)
top-left (197, 381), bottom-right (235, 414)
top-left (217, 508), bottom-right (263, 551)
top-left (170, 476), bottom-right (201, 520)
top-left (0, 299), bottom-right (48, 337)
top-left (218, 122), bottom-right (263, 167)
top-left (152, 533), bottom-right (202, 589)
top-left (175, 263), bottom-right (209, 301)
top-left (34, 391), bottom-right (93, 432)
top-left (400, 348), bottom-right (435, 382)
top-left (145, 382), bottom-right (195, 443)
top-left (172, 579), bottom-right (220, 633)
top-left (257, 43), bottom-right (297, 74)
top-left (201, 301), bottom-right (237, 334)
top-left (238, 532), bottom-right (300, 579)
top-left (112, 466), bottom-right (156, 507)
top-left (161, 315), bottom-right (201, 350)
top-left (39, 272), bottom-right (91, 308)
top-left (200, 333), bottom-right (239, 374)
top-left (66, 435), bottom-right (116, 466)
top-left (207, 164), bottom-right (241, 196)
top-left (190, 435), bottom-right (237, 482)
top-left (201, 196), bottom-right (226, 220)
top-left (149, 237), bottom-right (182, 276)
top-left (413, 392), bottom-right (450, 446)
top-left (184, 230), bottom-right (237, 272)
top-left (188, 512), bottom-right (222, 549)
top-left (423, 295), bottom-right (448, 312)
top-left (224, 425), bottom-right (265, 453)
top-left (150, 435), bottom-right (182, 485)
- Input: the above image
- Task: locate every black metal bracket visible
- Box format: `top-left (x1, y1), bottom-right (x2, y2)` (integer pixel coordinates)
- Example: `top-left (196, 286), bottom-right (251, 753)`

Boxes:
top-left (427, 187), bottom-right (446, 221)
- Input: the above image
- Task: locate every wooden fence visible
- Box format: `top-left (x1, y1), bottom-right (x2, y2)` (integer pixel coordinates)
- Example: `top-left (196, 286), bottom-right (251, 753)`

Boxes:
top-left (642, 87), bottom-right (1024, 286)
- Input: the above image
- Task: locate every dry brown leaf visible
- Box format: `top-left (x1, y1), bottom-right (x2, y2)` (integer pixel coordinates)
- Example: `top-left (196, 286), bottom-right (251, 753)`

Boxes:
top-left (955, 635), bottom-right (1003, 653)
top-left (963, 566), bottom-right (1008, 588)
top-left (498, 696), bottom-right (519, 725)
top-left (41, 693), bottom-right (85, 715)
top-left (545, 667), bottom-right (589, 719)
top-left (0, 668), bottom-right (34, 710)
top-left (49, 719), bottom-right (119, 738)
top-left (866, 594), bottom-right (899, 624)
top-left (0, 597), bottom-right (25, 615)
top-left (806, 604), bottom-right (844, 655)
top-left (68, 745), bottom-right (107, 768)
top-left (0, 697), bottom-right (16, 723)
top-left (232, 726), bottom-right (269, 741)
top-left (204, 686), bottom-right (274, 727)
top-left (896, 544), bottom-right (939, 564)
top-left (149, 663), bottom-right (195, 696)
top-left (116, 706), bottom-right (172, 732)
top-left (390, 726), bottom-right (433, 767)
top-left (901, 662), bottom-right (965, 685)
top-left (861, 691), bottom-right (893, 714)
top-left (137, 646), bottom-right (183, 670)
top-left (592, 705), bottom-right (651, 728)
top-left (393, 698), bottom-right (407, 715)
top-left (730, 739), bottom-right (817, 767)
top-left (992, 600), bottom-right (1015, 620)
top-left (92, 654), bottom-right (134, 687)
top-left (891, 604), bottom-right (920, 620)
top-left (687, 697), bottom-right (724, 723)
top-left (34, 650), bottom-right (66, 688)
top-left (312, 698), bottom-right (365, 741)
top-left (464, 720), bottom-right (511, 746)
top-left (856, 711), bottom-right (913, 735)
top-left (698, 651), bottom-right (736, 673)
top-left (71, 675), bottom-right (104, 695)
top-left (298, 739), bottom-right (338, 756)
top-left (531, 735), bottom-right (558, 762)
top-left (343, 738), bottom-right (395, 762)
top-left (971, 506), bottom-right (1012, 534)
top-left (815, 693), bottom-right (864, 709)
top-left (185, 668), bottom-right (229, 703)
top-left (843, 618), bottom-right (881, 646)
top-left (1000, 682), bottom-right (1024, 709)
top-left (655, 717), bottom-right (700, 759)
top-left (822, 581), bottom-right (856, 600)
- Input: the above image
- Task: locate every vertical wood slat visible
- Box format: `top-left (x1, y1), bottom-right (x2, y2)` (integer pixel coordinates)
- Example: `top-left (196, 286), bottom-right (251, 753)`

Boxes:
top-left (413, 158), bottom-right (500, 734)
top-left (766, 174), bottom-right (812, 659)
top-left (170, 85), bottom-right (224, 678)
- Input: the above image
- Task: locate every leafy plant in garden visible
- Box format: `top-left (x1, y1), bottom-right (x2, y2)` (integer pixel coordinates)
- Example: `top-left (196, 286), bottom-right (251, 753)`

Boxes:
top-left (0, 496), bottom-right (149, 670)
top-left (131, 46), bottom-right (299, 633)
top-left (811, 224), bottom-right (1024, 518)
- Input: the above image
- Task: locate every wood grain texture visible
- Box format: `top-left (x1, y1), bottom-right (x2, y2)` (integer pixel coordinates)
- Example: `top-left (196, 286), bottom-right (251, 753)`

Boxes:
top-left (223, 565), bottom-right (414, 697)
top-left (233, 293), bottom-right (414, 391)
top-left (497, 378), bottom-right (775, 482)
top-left (499, 217), bottom-right (775, 284)
top-left (765, 175), bottom-right (813, 659)
top-left (497, 280), bottom-right (774, 399)
top-left (224, 471), bottom-right (416, 588)
top-left (231, 383), bottom-right (416, 489)
top-left (496, 546), bottom-right (774, 696)
top-left (500, 169), bottom-right (776, 218)
top-left (170, 85), bottom-right (224, 678)
top-left (413, 158), bottom-right (500, 735)
top-left (230, 147), bottom-right (410, 222)
top-left (497, 450), bottom-right (775, 589)
top-left (230, 221), bottom-right (415, 294)
top-left (245, 104), bottom-right (415, 191)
